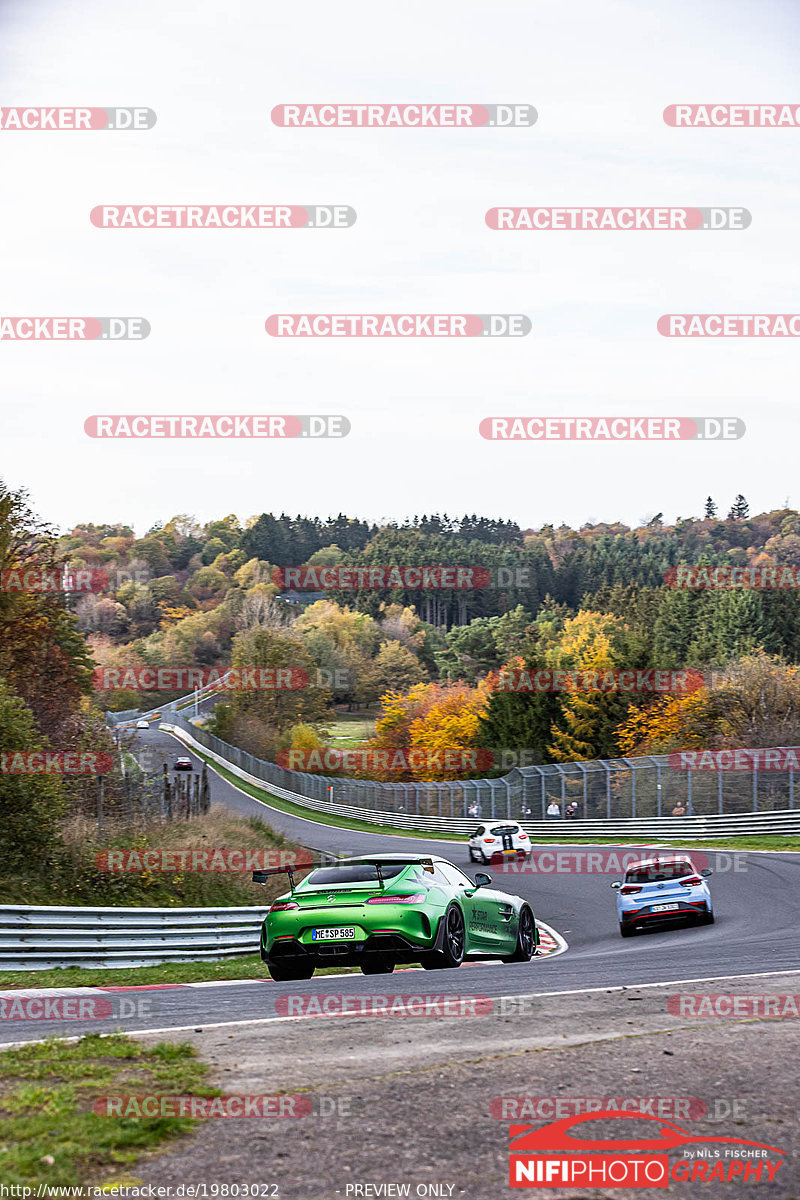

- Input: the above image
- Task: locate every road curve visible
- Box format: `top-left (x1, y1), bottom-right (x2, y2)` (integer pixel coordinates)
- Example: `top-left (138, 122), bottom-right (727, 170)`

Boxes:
top-left (4, 725), bottom-right (799, 1044)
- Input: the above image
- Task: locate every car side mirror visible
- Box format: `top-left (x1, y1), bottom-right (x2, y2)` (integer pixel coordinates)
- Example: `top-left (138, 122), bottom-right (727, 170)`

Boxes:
top-left (610, 881), bottom-right (622, 889)
top-left (474, 872), bottom-right (492, 888)
top-left (701, 868), bottom-right (712, 877)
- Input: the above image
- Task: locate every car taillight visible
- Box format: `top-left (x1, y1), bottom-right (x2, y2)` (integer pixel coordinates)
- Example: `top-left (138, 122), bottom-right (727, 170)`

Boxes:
top-left (484, 837), bottom-right (497, 843)
top-left (680, 875), bottom-right (702, 886)
top-left (366, 892), bottom-right (425, 905)
top-left (518, 833), bottom-right (528, 840)
top-left (620, 885), bottom-right (642, 895)
top-left (269, 900), bottom-right (299, 912)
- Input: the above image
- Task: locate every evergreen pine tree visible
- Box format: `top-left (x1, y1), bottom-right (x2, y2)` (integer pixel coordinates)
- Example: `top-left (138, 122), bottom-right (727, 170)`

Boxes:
top-left (704, 497), bottom-right (717, 519)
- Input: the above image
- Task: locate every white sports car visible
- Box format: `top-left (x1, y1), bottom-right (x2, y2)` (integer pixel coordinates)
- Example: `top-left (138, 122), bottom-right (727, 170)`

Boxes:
top-left (468, 821), bottom-right (531, 864)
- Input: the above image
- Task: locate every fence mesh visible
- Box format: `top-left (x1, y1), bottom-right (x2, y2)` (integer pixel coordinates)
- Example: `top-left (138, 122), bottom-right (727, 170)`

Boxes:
top-left (162, 713), bottom-right (798, 820)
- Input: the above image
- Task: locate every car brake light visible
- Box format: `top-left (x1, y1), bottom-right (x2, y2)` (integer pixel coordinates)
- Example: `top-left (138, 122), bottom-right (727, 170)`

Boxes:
top-left (620, 885), bottom-right (642, 895)
top-left (680, 875), bottom-right (702, 886)
top-left (366, 892), bottom-right (425, 905)
top-left (518, 833), bottom-right (528, 840)
top-left (484, 837), bottom-right (497, 843)
top-left (269, 900), bottom-right (299, 912)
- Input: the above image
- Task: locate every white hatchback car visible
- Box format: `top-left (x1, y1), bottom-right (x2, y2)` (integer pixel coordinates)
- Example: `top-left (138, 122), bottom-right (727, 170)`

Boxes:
top-left (468, 821), bottom-right (531, 864)
top-left (135, 719), bottom-right (150, 730)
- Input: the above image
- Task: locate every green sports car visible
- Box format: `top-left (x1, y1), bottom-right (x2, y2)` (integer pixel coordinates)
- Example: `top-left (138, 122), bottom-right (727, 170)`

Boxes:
top-left (253, 853), bottom-right (538, 981)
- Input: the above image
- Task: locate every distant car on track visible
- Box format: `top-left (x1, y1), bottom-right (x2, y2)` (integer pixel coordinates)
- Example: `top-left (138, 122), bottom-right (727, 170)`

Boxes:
top-left (135, 719), bottom-right (150, 730)
top-left (612, 855), bottom-right (714, 937)
top-left (254, 853), bottom-right (538, 981)
top-left (173, 756), bottom-right (193, 771)
top-left (468, 821), bottom-right (530, 864)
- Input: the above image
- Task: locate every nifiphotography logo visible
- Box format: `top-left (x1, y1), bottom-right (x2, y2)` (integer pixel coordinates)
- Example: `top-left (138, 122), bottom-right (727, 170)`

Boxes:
top-left (508, 1111), bottom-right (785, 1188)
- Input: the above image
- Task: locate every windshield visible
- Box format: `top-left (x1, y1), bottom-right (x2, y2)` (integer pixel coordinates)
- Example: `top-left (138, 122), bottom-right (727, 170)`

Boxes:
top-left (301, 863), bottom-right (408, 887)
top-left (626, 861), bottom-right (693, 883)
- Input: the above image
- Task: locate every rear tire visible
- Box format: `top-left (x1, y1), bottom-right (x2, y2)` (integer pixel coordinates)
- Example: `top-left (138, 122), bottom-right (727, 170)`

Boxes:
top-left (267, 960), bottom-right (315, 981)
top-left (619, 922), bottom-right (635, 938)
top-left (361, 957), bottom-right (395, 975)
top-left (700, 907), bottom-right (715, 925)
top-left (502, 906), bottom-right (537, 963)
top-left (423, 905), bottom-right (466, 969)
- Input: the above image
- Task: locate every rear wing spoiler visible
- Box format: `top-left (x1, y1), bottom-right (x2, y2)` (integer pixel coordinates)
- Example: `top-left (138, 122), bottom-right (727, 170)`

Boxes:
top-left (252, 856), bottom-right (435, 890)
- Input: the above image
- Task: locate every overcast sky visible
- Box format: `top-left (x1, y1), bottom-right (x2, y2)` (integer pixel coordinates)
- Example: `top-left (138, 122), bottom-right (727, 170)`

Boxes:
top-left (2, 0), bottom-right (799, 535)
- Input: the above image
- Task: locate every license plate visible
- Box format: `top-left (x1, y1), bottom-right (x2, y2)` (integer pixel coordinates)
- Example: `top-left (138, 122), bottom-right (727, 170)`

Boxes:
top-left (311, 926), bottom-right (356, 941)
top-left (651, 903), bottom-right (680, 912)
top-left (503, 848), bottom-right (516, 854)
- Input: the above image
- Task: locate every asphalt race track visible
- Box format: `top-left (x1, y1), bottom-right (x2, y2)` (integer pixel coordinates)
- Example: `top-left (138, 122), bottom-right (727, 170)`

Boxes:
top-left (4, 725), bottom-right (800, 1047)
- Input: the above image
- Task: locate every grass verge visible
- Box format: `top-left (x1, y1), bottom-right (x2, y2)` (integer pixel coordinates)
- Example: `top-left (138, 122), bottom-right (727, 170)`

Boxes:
top-left (0, 955), bottom-right (357, 991)
top-left (0, 1033), bottom-right (208, 1186)
top-left (0, 809), bottom-right (299, 908)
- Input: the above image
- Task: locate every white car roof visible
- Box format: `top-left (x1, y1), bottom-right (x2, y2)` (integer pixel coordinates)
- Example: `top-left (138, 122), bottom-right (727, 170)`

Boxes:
top-left (627, 856), bottom-right (694, 869)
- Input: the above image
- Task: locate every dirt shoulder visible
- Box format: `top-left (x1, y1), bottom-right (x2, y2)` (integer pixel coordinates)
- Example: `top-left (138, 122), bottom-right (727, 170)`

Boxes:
top-left (133, 973), bottom-right (800, 1199)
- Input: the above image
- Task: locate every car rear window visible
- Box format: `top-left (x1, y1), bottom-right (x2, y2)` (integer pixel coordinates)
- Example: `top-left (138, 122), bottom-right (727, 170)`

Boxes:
top-left (489, 825), bottom-right (519, 835)
top-left (302, 863), bottom-right (408, 887)
top-left (626, 861), bottom-right (694, 883)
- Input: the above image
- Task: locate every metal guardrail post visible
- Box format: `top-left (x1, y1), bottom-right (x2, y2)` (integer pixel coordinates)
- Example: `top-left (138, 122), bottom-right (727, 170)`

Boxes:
top-left (576, 763), bottom-right (587, 818)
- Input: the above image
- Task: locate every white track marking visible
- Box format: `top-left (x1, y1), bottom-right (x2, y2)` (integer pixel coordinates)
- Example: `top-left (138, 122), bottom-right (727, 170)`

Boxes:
top-left (3, 966), bottom-right (800, 1050)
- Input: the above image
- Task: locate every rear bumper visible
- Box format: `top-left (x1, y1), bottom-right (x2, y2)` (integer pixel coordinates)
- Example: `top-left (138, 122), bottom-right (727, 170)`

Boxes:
top-left (261, 911), bottom-right (447, 967)
top-left (620, 900), bottom-right (709, 926)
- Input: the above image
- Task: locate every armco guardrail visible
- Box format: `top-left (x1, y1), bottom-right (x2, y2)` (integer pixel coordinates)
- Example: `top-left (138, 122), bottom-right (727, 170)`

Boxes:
top-left (0, 905), bottom-right (271, 971)
top-left (164, 722), bottom-right (800, 838)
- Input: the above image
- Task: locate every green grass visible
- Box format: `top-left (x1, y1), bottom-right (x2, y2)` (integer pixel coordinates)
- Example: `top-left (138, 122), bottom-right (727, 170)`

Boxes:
top-left (0, 1033), bottom-right (209, 1186)
top-left (319, 711), bottom-right (377, 747)
top-left (0, 809), bottom-right (301, 909)
top-left (0, 955), bottom-right (358, 991)
top-left (175, 740), bottom-right (800, 853)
